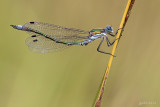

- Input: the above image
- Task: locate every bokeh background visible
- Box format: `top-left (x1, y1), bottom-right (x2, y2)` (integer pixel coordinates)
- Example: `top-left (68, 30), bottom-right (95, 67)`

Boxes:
top-left (0, 0), bottom-right (160, 107)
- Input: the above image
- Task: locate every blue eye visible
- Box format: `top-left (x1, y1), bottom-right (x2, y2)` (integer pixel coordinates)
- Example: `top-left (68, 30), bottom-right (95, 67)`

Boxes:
top-left (106, 26), bottom-right (110, 30)
top-left (106, 26), bottom-right (113, 33)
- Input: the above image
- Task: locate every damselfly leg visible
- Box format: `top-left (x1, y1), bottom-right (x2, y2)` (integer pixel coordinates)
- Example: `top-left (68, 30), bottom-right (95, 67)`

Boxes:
top-left (108, 28), bottom-right (123, 37)
top-left (97, 37), bottom-right (116, 57)
top-left (97, 28), bottom-right (123, 56)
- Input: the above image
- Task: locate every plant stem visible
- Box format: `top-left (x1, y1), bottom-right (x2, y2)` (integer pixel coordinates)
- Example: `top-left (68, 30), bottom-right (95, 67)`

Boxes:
top-left (94, 0), bottom-right (136, 107)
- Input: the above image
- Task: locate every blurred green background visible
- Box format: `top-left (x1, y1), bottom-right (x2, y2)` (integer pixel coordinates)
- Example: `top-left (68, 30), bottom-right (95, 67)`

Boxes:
top-left (0, 0), bottom-right (160, 107)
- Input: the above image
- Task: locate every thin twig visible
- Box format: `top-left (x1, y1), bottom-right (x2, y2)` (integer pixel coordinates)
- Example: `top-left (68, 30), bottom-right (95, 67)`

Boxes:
top-left (94, 0), bottom-right (136, 107)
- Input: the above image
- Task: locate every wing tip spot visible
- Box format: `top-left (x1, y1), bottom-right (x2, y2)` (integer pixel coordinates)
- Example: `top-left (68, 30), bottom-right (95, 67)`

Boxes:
top-left (30, 22), bottom-right (35, 24)
top-left (33, 39), bottom-right (38, 42)
top-left (31, 35), bottom-right (37, 37)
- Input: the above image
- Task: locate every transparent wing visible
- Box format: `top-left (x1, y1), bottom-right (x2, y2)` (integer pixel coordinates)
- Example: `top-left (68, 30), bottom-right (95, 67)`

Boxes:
top-left (24, 22), bottom-right (89, 42)
top-left (26, 35), bottom-right (71, 53)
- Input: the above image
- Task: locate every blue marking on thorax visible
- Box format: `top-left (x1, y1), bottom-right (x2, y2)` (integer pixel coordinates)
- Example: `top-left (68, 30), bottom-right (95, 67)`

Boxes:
top-left (90, 34), bottom-right (103, 40)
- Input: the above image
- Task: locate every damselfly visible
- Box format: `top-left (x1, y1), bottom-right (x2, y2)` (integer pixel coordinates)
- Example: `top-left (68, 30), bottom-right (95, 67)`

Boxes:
top-left (10, 22), bottom-right (120, 55)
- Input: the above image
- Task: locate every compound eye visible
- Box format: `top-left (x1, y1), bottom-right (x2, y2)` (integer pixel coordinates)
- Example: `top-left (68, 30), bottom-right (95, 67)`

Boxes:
top-left (107, 26), bottom-right (111, 30)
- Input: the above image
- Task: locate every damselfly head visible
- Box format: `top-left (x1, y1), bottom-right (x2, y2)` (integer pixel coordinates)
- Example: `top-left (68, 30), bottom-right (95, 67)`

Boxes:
top-left (105, 26), bottom-right (113, 33)
top-left (10, 25), bottom-right (23, 30)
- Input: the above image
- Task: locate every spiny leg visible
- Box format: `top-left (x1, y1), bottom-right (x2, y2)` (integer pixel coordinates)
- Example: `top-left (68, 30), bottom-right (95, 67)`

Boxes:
top-left (109, 28), bottom-right (123, 37)
top-left (106, 27), bottom-right (123, 46)
top-left (105, 36), bottom-right (120, 47)
top-left (109, 27), bottom-right (124, 47)
top-left (97, 37), bottom-right (115, 57)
